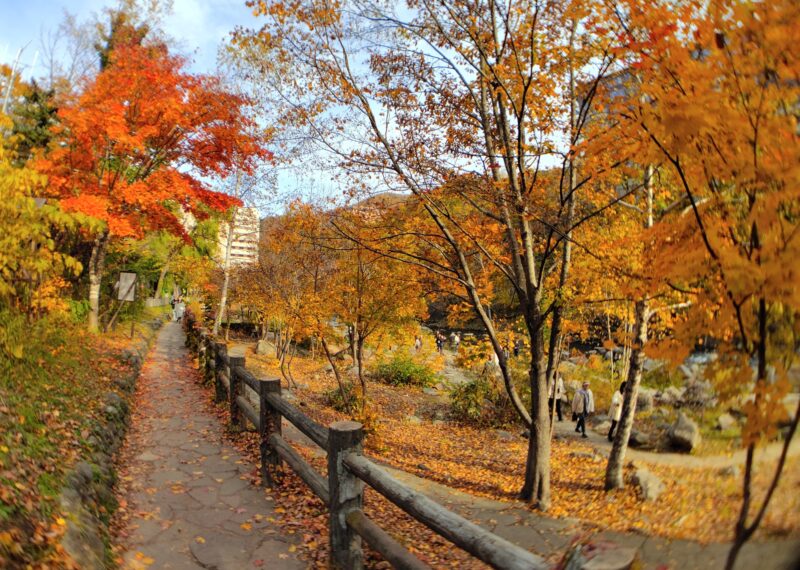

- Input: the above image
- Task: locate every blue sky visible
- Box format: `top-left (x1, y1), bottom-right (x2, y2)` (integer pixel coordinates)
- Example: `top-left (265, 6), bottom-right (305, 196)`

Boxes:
top-left (0, 0), bottom-right (255, 78)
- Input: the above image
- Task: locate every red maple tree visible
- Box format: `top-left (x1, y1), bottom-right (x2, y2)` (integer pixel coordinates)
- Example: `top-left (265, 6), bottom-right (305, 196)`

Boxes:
top-left (39, 42), bottom-right (269, 329)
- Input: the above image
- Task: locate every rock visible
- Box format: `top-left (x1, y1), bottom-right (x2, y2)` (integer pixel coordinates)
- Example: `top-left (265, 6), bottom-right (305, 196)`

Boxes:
top-left (563, 543), bottom-right (637, 570)
top-left (678, 364), bottom-right (695, 380)
top-left (642, 358), bottom-right (663, 372)
top-left (779, 394), bottom-right (800, 427)
top-left (422, 387), bottom-right (438, 395)
top-left (589, 413), bottom-right (609, 425)
top-left (495, 429), bottom-right (516, 441)
top-left (683, 380), bottom-right (716, 408)
top-left (717, 412), bottom-right (737, 431)
top-left (256, 340), bottom-right (270, 355)
top-left (628, 429), bottom-right (651, 448)
top-left (520, 429), bottom-right (530, 439)
top-left (594, 420), bottom-right (612, 433)
top-left (637, 388), bottom-right (655, 412)
top-left (104, 392), bottom-right (123, 408)
top-left (405, 415), bottom-right (422, 425)
top-left (668, 412), bottom-right (701, 451)
top-left (719, 465), bottom-right (741, 478)
top-left (582, 546), bottom-right (638, 570)
top-left (571, 451), bottom-right (595, 460)
top-left (632, 468), bottom-right (664, 502)
top-left (658, 386), bottom-right (684, 407)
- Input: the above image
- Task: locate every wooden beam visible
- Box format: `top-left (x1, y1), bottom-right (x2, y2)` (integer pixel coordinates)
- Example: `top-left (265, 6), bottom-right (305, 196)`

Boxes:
top-left (264, 392), bottom-right (329, 449)
top-left (343, 455), bottom-right (547, 570)
top-left (269, 434), bottom-right (329, 504)
top-left (346, 510), bottom-right (430, 570)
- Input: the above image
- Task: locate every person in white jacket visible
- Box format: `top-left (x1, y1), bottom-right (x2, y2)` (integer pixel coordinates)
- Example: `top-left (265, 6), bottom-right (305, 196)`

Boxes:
top-left (607, 381), bottom-right (627, 441)
top-left (571, 381), bottom-right (595, 438)
top-left (548, 374), bottom-right (566, 422)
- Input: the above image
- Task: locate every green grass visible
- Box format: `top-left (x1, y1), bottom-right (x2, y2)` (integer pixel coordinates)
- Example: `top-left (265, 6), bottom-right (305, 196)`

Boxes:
top-left (0, 308), bottom-right (133, 566)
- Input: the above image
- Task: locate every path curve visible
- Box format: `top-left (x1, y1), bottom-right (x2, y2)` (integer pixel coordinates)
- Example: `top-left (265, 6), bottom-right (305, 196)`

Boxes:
top-left (119, 322), bottom-right (304, 570)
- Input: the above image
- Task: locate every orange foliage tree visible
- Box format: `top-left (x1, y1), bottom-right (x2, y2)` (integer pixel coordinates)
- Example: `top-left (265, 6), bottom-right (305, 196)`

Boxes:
top-left (233, 0), bottom-right (633, 510)
top-left (603, 0), bottom-right (800, 565)
top-left (38, 41), bottom-right (266, 330)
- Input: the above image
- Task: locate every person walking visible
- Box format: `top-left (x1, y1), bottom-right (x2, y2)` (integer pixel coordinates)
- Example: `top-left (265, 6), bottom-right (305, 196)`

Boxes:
top-left (435, 332), bottom-right (444, 353)
top-left (548, 374), bottom-right (565, 422)
top-left (608, 381), bottom-right (626, 441)
top-left (414, 335), bottom-right (422, 353)
top-left (453, 333), bottom-right (460, 352)
top-left (571, 381), bottom-right (595, 438)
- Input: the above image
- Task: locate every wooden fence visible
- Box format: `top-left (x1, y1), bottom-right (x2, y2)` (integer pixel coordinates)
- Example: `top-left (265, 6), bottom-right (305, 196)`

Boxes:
top-left (183, 312), bottom-right (547, 570)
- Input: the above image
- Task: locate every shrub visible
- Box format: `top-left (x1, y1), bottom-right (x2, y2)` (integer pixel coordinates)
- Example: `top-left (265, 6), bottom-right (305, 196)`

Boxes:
top-left (67, 298), bottom-right (91, 323)
top-left (374, 354), bottom-right (436, 387)
top-left (448, 375), bottom-right (518, 427)
top-left (324, 382), bottom-right (358, 412)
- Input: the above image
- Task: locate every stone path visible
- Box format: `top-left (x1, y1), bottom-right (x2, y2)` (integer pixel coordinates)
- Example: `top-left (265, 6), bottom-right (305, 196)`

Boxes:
top-left (378, 463), bottom-right (800, 570)
top-left (119, 322), bottom-right (304, 570)
top-left (549, 406), bottom-right (800, 469)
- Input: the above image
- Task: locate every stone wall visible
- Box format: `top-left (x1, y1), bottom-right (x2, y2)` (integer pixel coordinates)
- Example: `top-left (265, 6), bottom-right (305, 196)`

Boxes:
top-left (59, 317), bottom-right (166, 569)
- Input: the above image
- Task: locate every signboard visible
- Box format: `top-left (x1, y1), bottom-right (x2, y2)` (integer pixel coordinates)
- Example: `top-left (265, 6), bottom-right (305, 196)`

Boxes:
top-left (118, 272), bottom-right (137, 302)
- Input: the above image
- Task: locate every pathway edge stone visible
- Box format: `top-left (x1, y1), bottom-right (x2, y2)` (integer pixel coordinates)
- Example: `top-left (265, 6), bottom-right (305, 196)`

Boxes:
top-left (59, 316), bottom-right (167, 570)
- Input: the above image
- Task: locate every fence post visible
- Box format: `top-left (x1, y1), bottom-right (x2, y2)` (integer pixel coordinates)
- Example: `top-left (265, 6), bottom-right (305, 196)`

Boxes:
top-left (327, 421), bottom-right (364, 570)
top-left (214, 342), bottom-right (227, 403)
top-left (229, 355), bottom-right (245, 431)
top-left (205, 337), bottom-right (215, 383)
top-left (185, 315), bottom-right (196, 349)
top-left (198, 331), bottom-right (207, 374)
top-left (259, 379), bottom-right (282, 487)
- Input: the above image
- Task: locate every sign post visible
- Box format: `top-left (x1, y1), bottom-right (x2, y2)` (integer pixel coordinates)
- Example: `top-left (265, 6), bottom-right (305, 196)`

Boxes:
top-left (105, 272), bottom-right (138, 336)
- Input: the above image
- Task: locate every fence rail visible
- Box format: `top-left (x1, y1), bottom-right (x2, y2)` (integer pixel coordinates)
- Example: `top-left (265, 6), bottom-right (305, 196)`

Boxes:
top-left (183, 312), bottom-right (547, 570)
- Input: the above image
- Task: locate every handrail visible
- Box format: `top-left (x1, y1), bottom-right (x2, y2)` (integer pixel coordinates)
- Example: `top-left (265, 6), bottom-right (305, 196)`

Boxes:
top-left (343, 454), bottom-right (547, 570)
top-left (263, 392), bottom-right (329, 448)
top-left (269, 433), bottom-right (329, 504)
top-left (182, 310), bottom-right (547, 570)
top-left (345, 510), bottom-right (431, 570)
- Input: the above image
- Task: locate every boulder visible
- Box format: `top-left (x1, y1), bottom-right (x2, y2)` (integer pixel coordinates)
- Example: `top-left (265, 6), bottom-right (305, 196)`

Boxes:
top-left (255, 340), bottom-right (270, 355)
top-left (779, 394), bottom-right (800, 428)
top-left (629, 429), bottom-right (651, 448)
top-left (658, 386), bottom-right (684, 407)
top-left (637, 388), bottom-right (655, 412)
top-left (495, 429), bottom-right (516, 441)
top-left (405, 415), bottom-right (422, 425)
top-left (422, 387), bottom-right (438, 395)
top-left (632, 468), bottom-right (664, 502)
top-left (594, 420), bottom-right (612, 434)
top-left (668, 412), bottom-right (701, 451)
top-left (563, 543), bottom-right (638, 570)
top-left (683, 380), bottom-right (716, 408)
top-left (716, 412), bottom-right (737, 431)
top-left (719, 465), bottom-right (741, 479)
top-left (642, 358), bottom-right (663, 372)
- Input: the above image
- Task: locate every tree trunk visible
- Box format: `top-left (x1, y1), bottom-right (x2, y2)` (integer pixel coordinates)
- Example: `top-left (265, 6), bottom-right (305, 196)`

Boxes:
top-left (87, 231), bottom-right (110, 332)
top-left (214, 171), bottom-right (241, 335)
top-left (214, 208), bottom-right (237, 336)
top-left (356, 336), bottom-right (366, 407)
top-left (322, 335), bottom-right (350, 411)
top-left (605, 298), bottom-right (648, 489)
top-left (154, 262), bottom-right (169, 299)
top-left (520, 318), bottom-right (552, 510)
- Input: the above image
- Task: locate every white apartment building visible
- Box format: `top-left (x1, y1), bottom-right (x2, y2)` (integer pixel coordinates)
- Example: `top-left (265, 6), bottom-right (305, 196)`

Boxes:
top-left (216, 206), bottom-right (260, 266)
